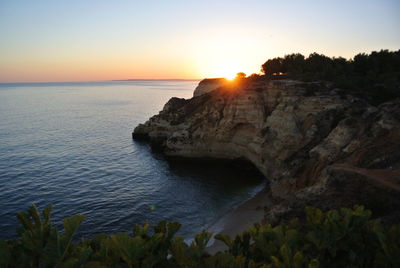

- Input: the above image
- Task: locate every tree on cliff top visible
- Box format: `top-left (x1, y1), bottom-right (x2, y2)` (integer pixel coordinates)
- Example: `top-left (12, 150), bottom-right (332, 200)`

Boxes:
top-left (260, 49), bottom-right (400, 105)
top-left (235, 72), bottom-right (246, 79)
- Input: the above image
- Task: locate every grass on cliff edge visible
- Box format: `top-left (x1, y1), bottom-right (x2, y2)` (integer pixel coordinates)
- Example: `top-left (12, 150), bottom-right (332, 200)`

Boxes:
top-left (1, 204), bottom-right (399, 267)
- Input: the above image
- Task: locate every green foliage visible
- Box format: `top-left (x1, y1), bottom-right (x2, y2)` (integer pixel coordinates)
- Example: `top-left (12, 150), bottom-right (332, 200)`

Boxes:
top-left (1, 204), bottom-right (399, 267)
top-left (260, 50), bottom-right (400, 105)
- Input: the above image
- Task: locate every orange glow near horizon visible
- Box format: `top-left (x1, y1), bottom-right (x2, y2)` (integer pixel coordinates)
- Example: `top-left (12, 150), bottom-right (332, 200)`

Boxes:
top-left (0, 28), bottom-right (263, 82)
top-left (0, 27), bottom-right (268, 82)
top-left (190, 29), bottom-right (267, 81)
top-left (0, 56), bottom-right (202, 82)
top-left (0, 53), bottom-right (255, 82)
top-left (1, 1), bottom-right (399, 83)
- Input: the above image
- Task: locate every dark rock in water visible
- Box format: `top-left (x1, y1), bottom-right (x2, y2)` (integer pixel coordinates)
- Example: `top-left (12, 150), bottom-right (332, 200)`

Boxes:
top-left (133, 78), bottom-right (400, 224)
top-left (131, 132), bottom-right (149, 140)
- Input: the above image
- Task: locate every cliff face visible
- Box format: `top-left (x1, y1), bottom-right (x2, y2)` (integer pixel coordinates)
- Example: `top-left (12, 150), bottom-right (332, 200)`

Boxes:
top-left (133, 79), bottom-right (400, 222)
top-left (193, 78), bottom-right (228, 97)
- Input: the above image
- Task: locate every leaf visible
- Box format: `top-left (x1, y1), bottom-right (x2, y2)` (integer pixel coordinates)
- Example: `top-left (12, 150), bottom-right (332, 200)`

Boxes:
top-left (271, 255), bottom-right (284, 268)
top-left (133, 222), bottom-right (149, 237)
top-left (308, 259), bottom-right (319, 268)
top-left (29, 204), bottom-right (42, 226)
top-left (166, 222), bottom-right (181, 239)
top-left (50, 214), bottom-right (84, 265)
top-left (0, 240), bottom-right (11, 267)
top-left (62, 214), bottom-right (84, 242)
top-left (42, 204), bottom-right (53, 224)
top-left (293, 251), bottom-right (304, 268)
top-left (306, 207), bottom-right (323, 226)
top-left (194, 231), bottom-right (212, 249)
top-left (279, 244), bottom-right (291, 266)
top-left (83, 261), bottom-right (108, 268)
top-left (16, 211), bottom-right (33, 231)
top-left (285, 229), bottom-right (299, 247)
top-left (154, 221), bottom-right (167, 234)
top-left (170, 237), bottom-right (194, 267)
top-left (306, 231), bottom-right (321, 248)
top-left (215, 234), bottom-right (233, 248)
top-left (203, 253), bottom-right (245, 268)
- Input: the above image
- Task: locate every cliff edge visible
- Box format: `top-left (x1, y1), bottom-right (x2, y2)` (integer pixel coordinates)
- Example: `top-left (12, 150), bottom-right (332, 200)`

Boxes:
top-left (133, 78), bottom-right (400, 223)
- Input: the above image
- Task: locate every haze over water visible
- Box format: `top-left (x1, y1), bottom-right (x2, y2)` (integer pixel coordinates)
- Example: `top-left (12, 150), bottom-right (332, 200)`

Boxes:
top-left (0, 81), bottom-right (264, 240)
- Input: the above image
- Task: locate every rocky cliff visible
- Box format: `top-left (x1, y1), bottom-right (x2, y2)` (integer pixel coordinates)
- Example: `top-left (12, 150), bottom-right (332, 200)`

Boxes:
top-left (133, 78), bottom-right (400, 223)
top-left (193, 78), bottom-right (228, 97)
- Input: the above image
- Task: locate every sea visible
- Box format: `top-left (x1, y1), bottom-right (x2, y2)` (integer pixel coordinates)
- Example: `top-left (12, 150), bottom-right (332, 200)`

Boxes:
top-left (0, 80), bottom-right (265, 240)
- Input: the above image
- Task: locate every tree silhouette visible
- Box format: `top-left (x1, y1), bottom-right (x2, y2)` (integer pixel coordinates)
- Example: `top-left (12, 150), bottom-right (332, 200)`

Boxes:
top-left (259, 49), bottom-right (400, 105)
top-left (235, 72), bottom-right (246, 79)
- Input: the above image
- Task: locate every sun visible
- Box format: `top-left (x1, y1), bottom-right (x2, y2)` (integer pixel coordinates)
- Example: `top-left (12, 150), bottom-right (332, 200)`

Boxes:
top-left (214, 63), bottom-right (241, 80)
top-left (225, 72), bottom-right (237, 80)
top-left (193, 30), bottom-right (263, 80)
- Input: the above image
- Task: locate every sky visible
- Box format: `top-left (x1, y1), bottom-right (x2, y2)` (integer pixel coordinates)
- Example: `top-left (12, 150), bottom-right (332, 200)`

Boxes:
top-left (0, 0), bottom-right (399, 82)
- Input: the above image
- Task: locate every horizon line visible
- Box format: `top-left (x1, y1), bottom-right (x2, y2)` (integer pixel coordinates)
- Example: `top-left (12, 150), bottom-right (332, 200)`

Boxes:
top-left (0, 78), bottom-right (203, 84)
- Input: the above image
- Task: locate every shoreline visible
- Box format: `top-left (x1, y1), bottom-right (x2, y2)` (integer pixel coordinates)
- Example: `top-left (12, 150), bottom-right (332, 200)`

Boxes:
top-left (205, 185), bottom-right (271, 254)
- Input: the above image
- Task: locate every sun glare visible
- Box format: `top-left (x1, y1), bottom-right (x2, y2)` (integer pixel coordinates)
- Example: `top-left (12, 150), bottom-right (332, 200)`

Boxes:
top-left (193, 30), bottom-right (264, 80)
top-left (211, 63), bottom-right (241, 80)
top-left (225, 73), bottom-right (237, 80)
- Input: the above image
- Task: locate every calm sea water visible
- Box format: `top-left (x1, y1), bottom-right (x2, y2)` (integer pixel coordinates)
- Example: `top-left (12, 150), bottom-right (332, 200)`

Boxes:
top-left (0, 81), bottom-right (264, 240)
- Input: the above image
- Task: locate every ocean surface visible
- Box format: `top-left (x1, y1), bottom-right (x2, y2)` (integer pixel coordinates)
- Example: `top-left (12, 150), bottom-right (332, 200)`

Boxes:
top-left (0, 81), bottom-right (265, 240)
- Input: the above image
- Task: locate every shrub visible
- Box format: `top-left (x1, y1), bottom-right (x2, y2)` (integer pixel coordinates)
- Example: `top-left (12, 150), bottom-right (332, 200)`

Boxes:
top-left (0, 204), bottom-right (399, 267)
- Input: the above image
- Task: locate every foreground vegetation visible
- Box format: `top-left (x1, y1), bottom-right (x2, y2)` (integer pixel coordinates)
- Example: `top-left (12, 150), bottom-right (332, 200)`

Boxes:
top-left (258, 49), bottom-right (400, 105)
top-left (0, 205), bottom-right (399, 267)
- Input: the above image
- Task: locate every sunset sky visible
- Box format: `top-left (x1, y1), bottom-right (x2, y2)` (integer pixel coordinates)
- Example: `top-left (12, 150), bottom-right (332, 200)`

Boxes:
top-left (0, 0), bottom-right (399, 82)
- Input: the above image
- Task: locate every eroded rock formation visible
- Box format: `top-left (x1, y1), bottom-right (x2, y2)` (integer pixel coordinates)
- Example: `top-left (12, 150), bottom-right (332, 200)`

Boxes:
top-left (133, 79), bottom-right (400, 223)
top-left (193, 78), bottom-right (228, 97)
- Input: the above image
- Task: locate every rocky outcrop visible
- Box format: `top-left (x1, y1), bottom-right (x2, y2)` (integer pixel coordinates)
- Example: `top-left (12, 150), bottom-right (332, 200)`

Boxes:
top-left (133, 79), bottom-right (400, 222)
top-left (193, 78), bottom-right (228, 97)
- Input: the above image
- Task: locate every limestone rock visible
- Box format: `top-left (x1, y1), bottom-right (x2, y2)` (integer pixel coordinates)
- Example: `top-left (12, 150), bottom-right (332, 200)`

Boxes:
top-left (133, 78), bottom-right (400, 222)
top-left (193, 78), bottom-right (228, 97)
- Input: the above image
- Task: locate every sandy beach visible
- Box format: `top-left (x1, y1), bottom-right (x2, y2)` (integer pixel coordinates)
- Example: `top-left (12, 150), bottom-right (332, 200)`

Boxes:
top-left (206, 186), bottom-right (271, 254)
